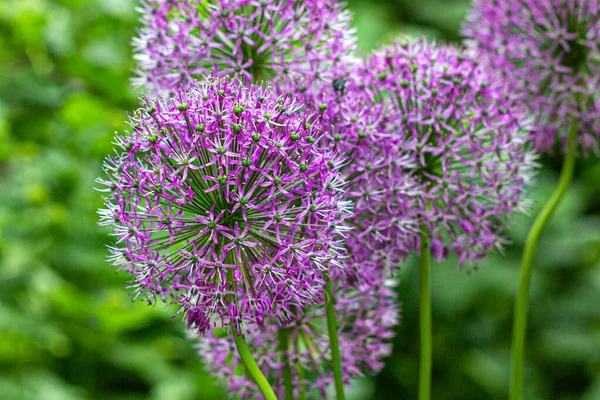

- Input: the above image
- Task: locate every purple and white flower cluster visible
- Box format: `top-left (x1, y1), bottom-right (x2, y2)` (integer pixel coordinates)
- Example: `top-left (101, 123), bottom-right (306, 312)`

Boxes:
top-left (358, 40), bottom-right (537, 266)
top-left (293, 58), bottom-right (421, 272)
top-left (94, 0), bottom-right (600, 396)
top-left (195, 265), bottom-right (399, 399)
top-left (463, 0), bottom-right (600, 155)
top-left (133, 0), bottom-right (356, 93)
top-left (97, 78), bottom-right (350, 334)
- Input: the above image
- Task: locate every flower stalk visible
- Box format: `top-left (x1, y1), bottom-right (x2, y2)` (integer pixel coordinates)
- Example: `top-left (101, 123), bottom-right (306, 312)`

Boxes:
top-left (418, 223), bottom-right (432, 400)
top-left (324, 275), bottom-right (346, 400)
top-left (509, 117), bottom-right (579, 400)
top-left (278, 328), bottom-right (295, 400)
top-left (233, 329), bottom-right (279, 400)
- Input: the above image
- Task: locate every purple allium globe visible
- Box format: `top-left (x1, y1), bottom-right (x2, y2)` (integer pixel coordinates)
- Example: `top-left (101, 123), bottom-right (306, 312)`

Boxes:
top-left (96, 77), bottom-right (349, 334)
top-left (133, 0), bottom-right (356, 93)
top-left (358, 40), bottom-right (538, 267)
top-left (463, 0), bottom-right (600, 155)
top-left (194, 264), bottom-right (399, 399)
top-left (290, 59), bottom-right (420, 271)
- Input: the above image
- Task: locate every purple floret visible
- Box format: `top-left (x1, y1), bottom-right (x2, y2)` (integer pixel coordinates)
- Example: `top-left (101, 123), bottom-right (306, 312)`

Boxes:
top-left (194, 259), bottom-right (399, 399)
top-left (96, 77), bottom-right (350, 334)
top-left (464, 0), bottom-right (600, 155)
top-left (358, 39), bottom-right (538, 267)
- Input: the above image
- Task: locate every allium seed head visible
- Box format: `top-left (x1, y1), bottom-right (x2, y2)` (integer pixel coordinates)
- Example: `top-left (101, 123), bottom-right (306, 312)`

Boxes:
top-left (96, 77), bottom-right (349, 334)
top-left (194, 262), bottom-right (399, 399)
top-left (133, 0), bottom-right (357, 93)
top-left (463, 0), bottom-right (600, 155)
top-left (359, 40), bottom-right (538, 267)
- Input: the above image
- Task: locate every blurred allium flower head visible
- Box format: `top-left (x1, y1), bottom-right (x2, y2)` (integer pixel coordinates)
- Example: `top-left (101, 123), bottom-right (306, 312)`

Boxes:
top-left (195, 265), bottom-right (399, 399)
top-left (96, 76), bottom-right (350, 334)
top-left (463, 0), bottom-right (600, 155)
top-left (359, 39), bottom-right (538, 266)
top-left (291, 58), bottom-right (420, 270)
top-left (133, 0), bottom-right (356, 93)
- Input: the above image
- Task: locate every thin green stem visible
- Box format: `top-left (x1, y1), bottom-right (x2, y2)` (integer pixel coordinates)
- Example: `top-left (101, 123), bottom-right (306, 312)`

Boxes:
top-left (233, 329), bottom-right (279, 400)
top-left (225, 263), bottom-right (278, 400)
top-left (324, 275), bottom-right (346, 400)
top-left (418, 225), bottom-right (432, 400)
top-left (295, 362), bottom-right (307, 400)
top-left (509, 117), bottom-right (579, 400)
top-left (278, 328), bottom-right (295, 400)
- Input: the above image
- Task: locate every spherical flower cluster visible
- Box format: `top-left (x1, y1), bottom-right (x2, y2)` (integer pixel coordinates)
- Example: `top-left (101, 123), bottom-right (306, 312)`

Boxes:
top-left (463, 0), bottom-right (600, 155)
top-left (290, 58), bottom-right (420, 270)
top-left (358, 40), bottom-right (538, 266)
top-left (96, 77), bottom-right (350, 334)
top-left (194, 262), bottom-right (399, 399)
top-left (133, 0), bottom-right (357, 93)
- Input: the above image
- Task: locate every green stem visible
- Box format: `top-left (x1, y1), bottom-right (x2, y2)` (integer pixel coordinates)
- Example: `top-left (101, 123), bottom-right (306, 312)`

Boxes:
top-left (324, 275), bottom-right (346, 400)
top-left (225, 264), bottom-right (278, 400)
top-left (509, 117), bottom-right (578, 400)
top-left (232, 329), bottom-right (279, 400)
top-left (278, 328), bottom-right (295, 400)
top-left (295, 362), bottom-right (307, 400)
top-left (418, 225), bottom-right (432, 400)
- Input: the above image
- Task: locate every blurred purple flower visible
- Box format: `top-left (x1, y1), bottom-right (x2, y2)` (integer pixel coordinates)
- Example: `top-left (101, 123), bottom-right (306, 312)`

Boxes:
top-left (194, 259), bottom-right (399, 399)
top-left (290, 57), bottom-right (421, 271)
top-left (358, 39), bottom-right (538, 267)
top-left (133, 0), bottom-right (356, 93)
top-left (96, 77), bottom-right (350, 334)
top-left (463, 0), bottom-right (600, 155)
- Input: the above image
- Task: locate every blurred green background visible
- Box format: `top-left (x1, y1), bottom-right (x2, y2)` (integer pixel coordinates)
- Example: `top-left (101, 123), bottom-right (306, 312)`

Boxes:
top-left (0, 0), bottom-right (599, 399)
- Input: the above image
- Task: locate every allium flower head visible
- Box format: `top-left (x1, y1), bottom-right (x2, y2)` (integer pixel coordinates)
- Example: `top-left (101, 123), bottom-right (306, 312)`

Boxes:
top-left (96, 77), bottom-right (349, 334)
top-left (463, 0), bottom-right (600, 155)
top-left (291, 58), bottom-right (420, 270)
top-left (359, 40), bottom-right (537, 266)
top-left (133, 0), bottom-right (356, 93)
top-left (195, 264), bottom-right (399, 399)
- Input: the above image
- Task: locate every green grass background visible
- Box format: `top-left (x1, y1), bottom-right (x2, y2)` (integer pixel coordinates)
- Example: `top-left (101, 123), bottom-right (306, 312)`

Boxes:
top-left (0, 0), bottom-right (599, 399)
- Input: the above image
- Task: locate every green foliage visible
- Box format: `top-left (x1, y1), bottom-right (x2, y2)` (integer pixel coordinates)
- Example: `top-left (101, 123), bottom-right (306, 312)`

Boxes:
top-left (0, 0), bottom-right (598, 399)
